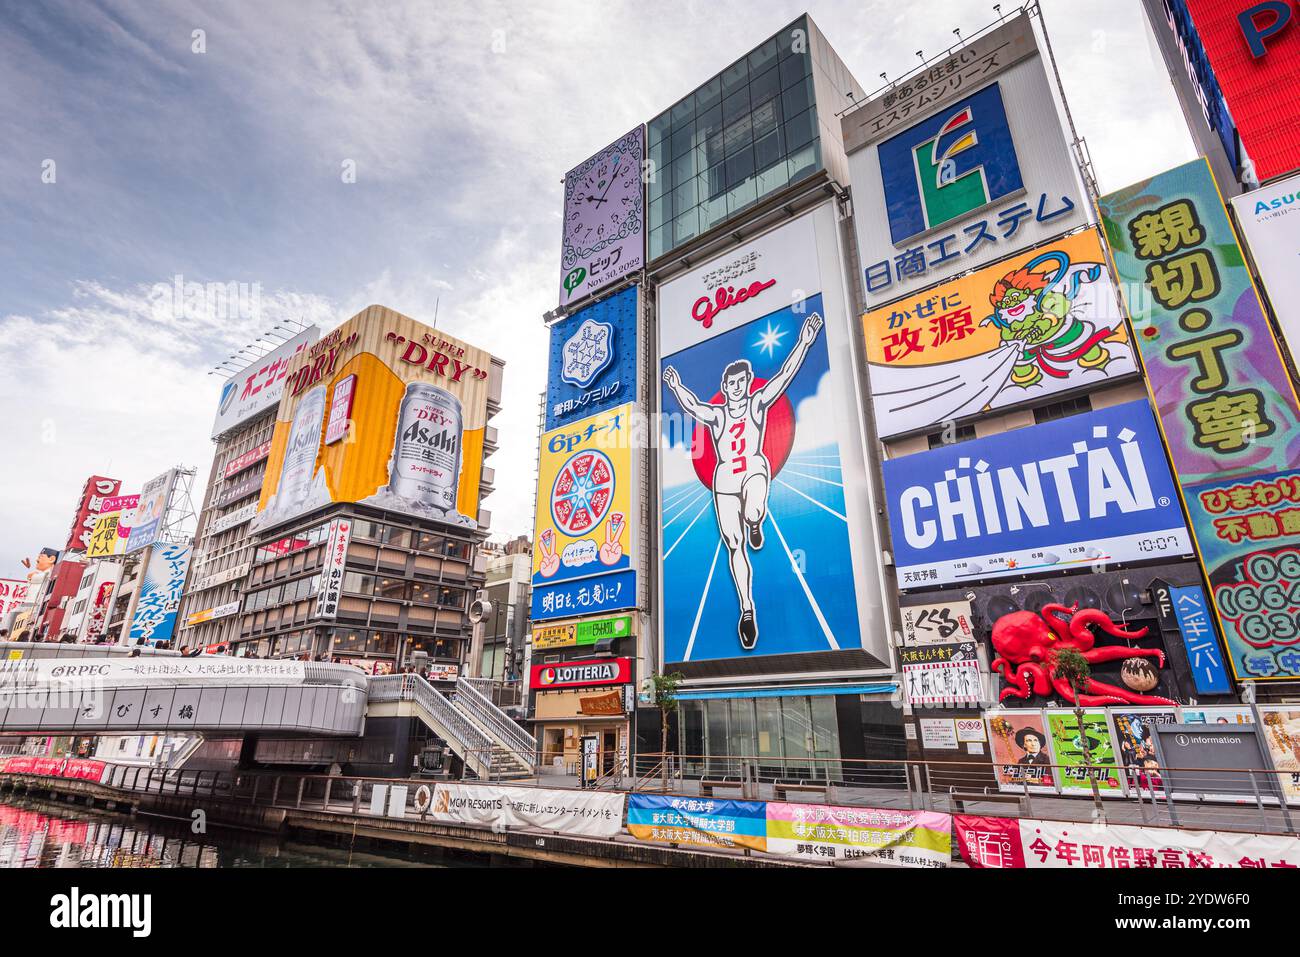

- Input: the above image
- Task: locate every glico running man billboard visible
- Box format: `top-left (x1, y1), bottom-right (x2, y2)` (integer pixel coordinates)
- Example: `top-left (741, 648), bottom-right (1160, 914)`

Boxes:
top-left (883, 400), bottom-right (1192, 587)
top-left (532, 403), bottom-right (638, 622)
top-left (252, 306), bottom-right (497, 534)
top-left (657, 205), bottom-right (889, 668)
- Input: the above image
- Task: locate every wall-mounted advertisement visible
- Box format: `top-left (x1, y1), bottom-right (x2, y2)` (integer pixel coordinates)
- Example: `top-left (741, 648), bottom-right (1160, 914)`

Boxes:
top-left (884, 400), bottom-right (1191, 587)
top-left (559, 126), bottom-right (645, 308)
top-left (546, 286), bottom-right (638, 430)
top-left (64, 476), bottom-right (122, 553)
top-left (315, 517), bottom-right (351, 620)
top-left (1231, 172), bottom-right (1300, 360)
top-left (843, 13), bottom-right (1088, 304)
top-left (986, 711), bottom-right (1058, 794)
top-left (252, 308), bottom-right (496, 534)
top-left (657, 205), bottom-right (888, 668)
top-left (900, 599), bottom-right (974, 645)
top-left (0, 579), bottom-right (31, 618)
top-left (900, 641), bottom-right (982, 706)
top-left (1259, 708), bottom-right (1300, 805)
top-left (1111, 708), bottom-right (1178, 793)
top-left (211, 327), bottom-right (318, 439)
top-left (1182, 469), bottom-right (1300, 680)
top-left (531, 613), bottom-right (633, 651)
top-left (1100, 158), bottom-right (1300, 486)
top-left (85, 494), bottom-right (137, 559)
top-left (128, 543), bottom-right (192, 645)
top-left (863, 230), bottom-right (1138, 438)
top-left (1045, 709), bottom-right (1124, 796)
top-left (531, 404), bottom-right (637, 623)
top-left (125, 470), bottom-right (177, 554)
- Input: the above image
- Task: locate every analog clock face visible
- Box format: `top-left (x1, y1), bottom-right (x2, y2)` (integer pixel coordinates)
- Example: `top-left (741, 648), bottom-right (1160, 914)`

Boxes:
top-left (564, 136), bottom-right (643, 260)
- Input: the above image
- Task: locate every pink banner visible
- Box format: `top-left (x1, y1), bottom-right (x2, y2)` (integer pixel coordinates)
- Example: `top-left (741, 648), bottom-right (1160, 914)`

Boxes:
top-left (955, 815), bottom-right (1300, 869)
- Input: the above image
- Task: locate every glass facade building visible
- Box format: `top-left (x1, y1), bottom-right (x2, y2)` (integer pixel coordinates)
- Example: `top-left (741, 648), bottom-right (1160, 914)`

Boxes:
top-left (647, 18), bottom-right (822, 260)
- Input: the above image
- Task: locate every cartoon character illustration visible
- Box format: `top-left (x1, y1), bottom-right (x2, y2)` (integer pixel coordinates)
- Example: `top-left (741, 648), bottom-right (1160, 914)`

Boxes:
top-left (869, 242), bottom-right (1136, 432)
top-left (663, 312), bottom-right (824, 650)
top-left (991, 603), bottom-right (1177, 706)
top-left (983, 250), bottom-right (1114, 387)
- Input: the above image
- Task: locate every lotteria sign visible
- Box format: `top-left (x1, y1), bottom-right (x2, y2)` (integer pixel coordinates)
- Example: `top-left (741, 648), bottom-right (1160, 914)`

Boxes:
top-left (530, 657), bottom-right (632, 690)
top-left (884, 400), bottom-right (1192, 586)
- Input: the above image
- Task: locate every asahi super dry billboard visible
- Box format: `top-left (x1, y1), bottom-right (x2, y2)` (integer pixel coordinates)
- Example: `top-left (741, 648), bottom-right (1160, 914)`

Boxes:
top-left (253, 306), bottom-right (497, 533)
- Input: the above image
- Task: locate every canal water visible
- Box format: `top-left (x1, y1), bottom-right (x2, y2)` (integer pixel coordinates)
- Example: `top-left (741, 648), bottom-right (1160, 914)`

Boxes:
top-left (0, 794), bottom-right (488, 868)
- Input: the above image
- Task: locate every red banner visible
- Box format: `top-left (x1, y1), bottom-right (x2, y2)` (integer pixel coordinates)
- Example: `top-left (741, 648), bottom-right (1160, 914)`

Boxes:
top-left (0, 756), bottom-right (107, 783)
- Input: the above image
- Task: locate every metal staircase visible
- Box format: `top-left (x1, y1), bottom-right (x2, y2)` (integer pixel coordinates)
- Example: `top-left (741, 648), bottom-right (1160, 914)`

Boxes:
top-left (452, 677), bottom-right (537, 774)
top-left (367, 674), bottom-right (534, 781)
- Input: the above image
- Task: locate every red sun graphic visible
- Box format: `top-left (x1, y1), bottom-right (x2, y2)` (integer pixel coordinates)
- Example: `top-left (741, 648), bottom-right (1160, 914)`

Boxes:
top-left (690, 377), bottom-right (796, 488)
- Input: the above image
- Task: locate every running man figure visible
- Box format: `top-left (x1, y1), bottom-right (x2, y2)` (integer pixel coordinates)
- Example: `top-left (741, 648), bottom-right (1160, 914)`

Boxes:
top-left (663, 312), bottom-right (824, 650)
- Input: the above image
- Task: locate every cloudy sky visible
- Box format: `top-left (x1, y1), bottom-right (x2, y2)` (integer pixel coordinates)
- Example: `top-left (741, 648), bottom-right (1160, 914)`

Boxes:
top-left (0, 0), bottom-right (1195, 576)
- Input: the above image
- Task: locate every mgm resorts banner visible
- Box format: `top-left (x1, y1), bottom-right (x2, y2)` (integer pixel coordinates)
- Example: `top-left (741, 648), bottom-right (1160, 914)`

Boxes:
top-left (426, 783), bottom-right (624, 838)
top-left (656, 203), bottom-right (889, 668)
top-left (253, 306), bottom-right (496, 534)
top-left (884, 400), bottom-right (1191, 587)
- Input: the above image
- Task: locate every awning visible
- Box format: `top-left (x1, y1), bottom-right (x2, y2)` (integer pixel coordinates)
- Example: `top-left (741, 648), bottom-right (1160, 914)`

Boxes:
top-left (674, 683), bottom-right (897, 701)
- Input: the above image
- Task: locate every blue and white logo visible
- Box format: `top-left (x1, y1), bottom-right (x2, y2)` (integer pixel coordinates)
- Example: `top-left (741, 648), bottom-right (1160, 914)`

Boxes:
top-left (561, 317), bottom-right (614, 388)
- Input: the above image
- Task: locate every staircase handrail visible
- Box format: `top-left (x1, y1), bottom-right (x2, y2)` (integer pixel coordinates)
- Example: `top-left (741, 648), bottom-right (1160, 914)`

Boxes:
top-left (452, 678), bottom-right (536, 762)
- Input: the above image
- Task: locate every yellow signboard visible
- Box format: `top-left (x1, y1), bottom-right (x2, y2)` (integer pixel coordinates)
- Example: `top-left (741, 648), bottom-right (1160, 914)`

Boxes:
top-left (86, 512), bottom-right (122, 558)
top-left (254, 306), bottom-right (498, 533)
top-left (862, 229), bottom-right (1138, 438)
top-left (532, 404), bottom-right (636, 596)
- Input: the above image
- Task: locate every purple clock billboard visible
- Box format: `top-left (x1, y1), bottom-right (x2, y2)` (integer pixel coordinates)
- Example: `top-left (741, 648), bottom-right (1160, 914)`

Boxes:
top-left (560, 126), bottom-right (645, 307)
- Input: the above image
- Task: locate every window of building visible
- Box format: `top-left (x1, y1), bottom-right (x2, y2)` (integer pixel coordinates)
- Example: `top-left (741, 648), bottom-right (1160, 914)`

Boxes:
top-left (647, 21), bottom-right (816, 260)
top-left (1033, 394), bottom-right (1093, 424)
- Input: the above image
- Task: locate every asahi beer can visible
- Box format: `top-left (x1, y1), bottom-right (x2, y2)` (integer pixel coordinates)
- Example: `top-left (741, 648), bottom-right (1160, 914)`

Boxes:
top-left (275, 384), bottom-right (328, 506)
top-left (387, 382), bottom-right (463, 512)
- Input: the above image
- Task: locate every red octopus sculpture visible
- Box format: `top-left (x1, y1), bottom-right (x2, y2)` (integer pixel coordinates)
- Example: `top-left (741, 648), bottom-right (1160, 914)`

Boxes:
top-left (991, 603), bottom-right (1177, 706)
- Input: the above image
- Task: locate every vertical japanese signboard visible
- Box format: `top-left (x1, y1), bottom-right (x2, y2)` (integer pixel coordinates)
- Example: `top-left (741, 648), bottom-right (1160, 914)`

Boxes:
top-left (559, 127), bottom-right (645, 307)
top-left (1100, 157), bottom-right (1300, 681)
top-left (128, 543), bottom-right (192, 645)
top-left (531, 404), bottom-right (637, 622)
top-left (316, 518), bottom-right (351, 620)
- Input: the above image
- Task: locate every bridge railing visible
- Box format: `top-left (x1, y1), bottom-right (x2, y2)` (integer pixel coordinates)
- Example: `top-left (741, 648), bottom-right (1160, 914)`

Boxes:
top-left (369, 674), bottom-right (494, 759)
top-left (627, 751), bottom-right (1300, 835)
top-left (451, 679), bottom-right (536, 767)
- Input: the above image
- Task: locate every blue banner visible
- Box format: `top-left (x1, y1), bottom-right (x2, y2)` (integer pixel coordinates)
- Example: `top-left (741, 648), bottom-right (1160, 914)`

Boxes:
top-left (883, 400), bottom-right (1191, 586)
top-left (1169, 584), bottom-right (1232, 695)
top-left (531, 569), bottom-right (636, 622)
top-left (547, 286), bottom-right (638, 431)
top-left (626, 793), bottom-right (769, 851)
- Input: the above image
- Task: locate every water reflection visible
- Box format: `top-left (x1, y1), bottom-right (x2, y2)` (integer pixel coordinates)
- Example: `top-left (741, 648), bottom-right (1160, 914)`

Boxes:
top-left (0, 797), bottom-right (437, 868)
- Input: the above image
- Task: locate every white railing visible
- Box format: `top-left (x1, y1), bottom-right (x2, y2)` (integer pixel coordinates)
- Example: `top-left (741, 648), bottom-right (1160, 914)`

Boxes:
top-left (453, 679), bottom-right (536, 767)
top-left (369, 674), bottom-right (493, 760)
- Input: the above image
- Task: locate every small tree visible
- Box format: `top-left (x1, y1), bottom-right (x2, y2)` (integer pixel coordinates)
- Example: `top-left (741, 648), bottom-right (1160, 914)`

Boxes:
top-left (650, 672), bottom-right (683, 791)
top-left (1053, 647), bottom-right (1105, 823)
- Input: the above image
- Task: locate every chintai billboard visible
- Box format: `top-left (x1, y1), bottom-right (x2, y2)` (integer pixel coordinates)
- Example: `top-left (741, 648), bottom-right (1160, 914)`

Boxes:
top-left (883, 400), bottom-right (1192, 586)
top-left (656, 204), bottom-right (889, 672)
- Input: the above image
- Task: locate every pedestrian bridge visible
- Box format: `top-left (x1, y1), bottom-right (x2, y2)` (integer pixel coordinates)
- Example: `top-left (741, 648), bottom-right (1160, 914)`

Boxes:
top-left (0, 644), bottom-right (538, 779)
top-left (0, 642), bottom-right (368, 737)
